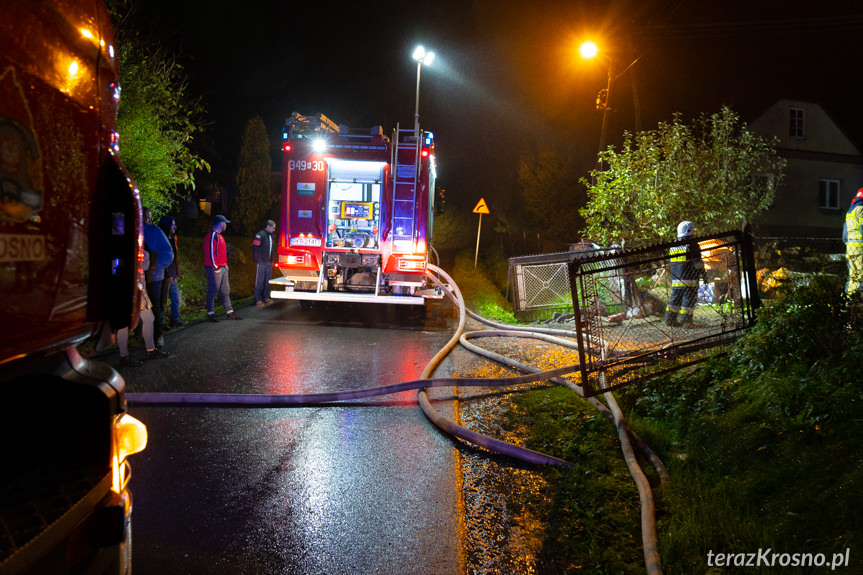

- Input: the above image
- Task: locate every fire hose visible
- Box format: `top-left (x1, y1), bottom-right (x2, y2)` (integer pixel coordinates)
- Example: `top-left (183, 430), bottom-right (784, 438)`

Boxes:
top-left (423, 264), bottom-right (664, 575)
top-left (126, 262), bottom-right (665, 574)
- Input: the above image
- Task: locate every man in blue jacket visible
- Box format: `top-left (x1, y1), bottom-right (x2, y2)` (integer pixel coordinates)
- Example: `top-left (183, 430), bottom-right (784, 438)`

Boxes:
top-left (143, 207), bottom-right (174, 347)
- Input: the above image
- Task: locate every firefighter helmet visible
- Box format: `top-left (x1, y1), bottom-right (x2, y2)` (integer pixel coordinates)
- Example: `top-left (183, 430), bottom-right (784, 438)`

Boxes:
top-left (677, 221), bottom-right (695, 238)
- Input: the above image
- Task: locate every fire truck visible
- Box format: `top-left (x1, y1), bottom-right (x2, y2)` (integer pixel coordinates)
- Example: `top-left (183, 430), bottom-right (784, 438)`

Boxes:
top-left (1, 2), bottom-right (147, 573)
top-left (270, 112), bottom-right (438, 304)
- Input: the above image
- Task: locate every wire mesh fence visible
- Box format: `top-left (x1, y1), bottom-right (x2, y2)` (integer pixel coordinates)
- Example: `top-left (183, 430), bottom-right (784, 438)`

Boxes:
top-left (507, 231), bottom-right (848, 396)
top-left (508, 249), bottom-right (590, 322)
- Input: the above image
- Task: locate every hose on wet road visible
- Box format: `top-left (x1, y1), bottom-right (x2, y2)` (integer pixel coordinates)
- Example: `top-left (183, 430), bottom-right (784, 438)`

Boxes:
top-left (126, 262), bottom-right (665, 573)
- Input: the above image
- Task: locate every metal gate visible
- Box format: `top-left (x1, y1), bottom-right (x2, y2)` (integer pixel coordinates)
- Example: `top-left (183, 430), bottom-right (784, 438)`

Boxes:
top-left (567, 230), bottom-right (760, 397)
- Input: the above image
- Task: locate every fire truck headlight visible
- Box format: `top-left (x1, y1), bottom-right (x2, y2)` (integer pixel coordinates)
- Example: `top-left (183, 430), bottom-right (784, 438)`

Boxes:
top-left (312, 138), bottom-right (327, 152)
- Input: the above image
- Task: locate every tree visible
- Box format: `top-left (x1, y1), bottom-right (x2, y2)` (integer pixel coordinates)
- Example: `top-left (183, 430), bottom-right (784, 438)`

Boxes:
top-left (517, 147), bottom-right (586, 245)
top-left (107, 1), bottom-right (209, 217)
top-left (580, 106), bottom-right (785, 248)
top-left (234, 116), bottom-right (273, 235)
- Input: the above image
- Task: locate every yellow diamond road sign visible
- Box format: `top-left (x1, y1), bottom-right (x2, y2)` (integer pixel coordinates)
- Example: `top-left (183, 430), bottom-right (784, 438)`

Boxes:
top-left (472, 198), bottom-right (490, 214)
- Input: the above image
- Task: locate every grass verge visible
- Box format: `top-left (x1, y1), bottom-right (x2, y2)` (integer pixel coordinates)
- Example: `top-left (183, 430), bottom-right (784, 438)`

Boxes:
top-left (451, 249), bottom-right (518, 324)
top-left (489, 273), bottom-right (863, 573)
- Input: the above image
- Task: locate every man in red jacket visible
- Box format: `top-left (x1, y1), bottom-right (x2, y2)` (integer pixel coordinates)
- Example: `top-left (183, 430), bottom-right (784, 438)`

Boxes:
top-left (205, 215), bottom-right (242, 322)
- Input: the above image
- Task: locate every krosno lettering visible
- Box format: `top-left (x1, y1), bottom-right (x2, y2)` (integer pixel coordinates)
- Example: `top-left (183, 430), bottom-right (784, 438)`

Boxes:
top-left (0, 234), bottom-right (46, 262)
top-left (707, 548), bottom-right (851, 570)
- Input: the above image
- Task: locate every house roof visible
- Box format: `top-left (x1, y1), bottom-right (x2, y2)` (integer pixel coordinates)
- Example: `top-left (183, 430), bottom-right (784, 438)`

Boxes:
top-left (750, 99), bottom-right (861, 157)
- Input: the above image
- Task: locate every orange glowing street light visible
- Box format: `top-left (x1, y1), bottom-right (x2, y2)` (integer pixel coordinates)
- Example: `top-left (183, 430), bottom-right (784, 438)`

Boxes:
top-left (578, 39), bottom-right (643, 166)
top-left (578, 40), bottom-right (599, 60)
top-left (579, 40), bottom-right (614, 163)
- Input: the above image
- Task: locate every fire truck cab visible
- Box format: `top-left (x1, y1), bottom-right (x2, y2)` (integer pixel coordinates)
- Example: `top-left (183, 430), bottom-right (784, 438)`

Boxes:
top-left (1, 2), bottom-right (147, 573)
top-left (271, 112), bottom-right (438, 305)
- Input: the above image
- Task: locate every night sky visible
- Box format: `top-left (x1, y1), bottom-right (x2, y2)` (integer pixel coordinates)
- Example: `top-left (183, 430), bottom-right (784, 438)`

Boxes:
top-left (132, 0), bottom-right (863, 210)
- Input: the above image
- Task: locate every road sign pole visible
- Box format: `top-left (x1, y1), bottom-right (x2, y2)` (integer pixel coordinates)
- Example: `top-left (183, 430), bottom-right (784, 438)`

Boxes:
top-left (474, 212), bottom-right (482, 268)
top-left (471, 197), bottom-right (490, 268)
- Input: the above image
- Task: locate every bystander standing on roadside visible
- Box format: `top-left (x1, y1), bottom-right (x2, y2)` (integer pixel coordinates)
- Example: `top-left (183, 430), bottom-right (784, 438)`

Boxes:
top-left (118, 251), bottom-right (170, 365)
top-left (253, 219), bottom-right (277, 306)
top-left (158, 215), bottom-right (187, 328)
top-left (205, 215), bottom-right (242, 322)
top-left (843, 188), bottom-right (863, 295)
top-left (143, 207), bottom-right (173, 347)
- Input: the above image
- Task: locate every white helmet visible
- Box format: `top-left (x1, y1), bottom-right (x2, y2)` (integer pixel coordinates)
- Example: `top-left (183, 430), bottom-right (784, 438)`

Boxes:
top-left (677, 221), bottom-right (695, 238)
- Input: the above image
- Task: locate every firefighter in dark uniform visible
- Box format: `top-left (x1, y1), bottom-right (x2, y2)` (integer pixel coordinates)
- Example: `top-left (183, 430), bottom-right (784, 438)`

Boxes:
top-left (665, 221), bottom-right (706, 327)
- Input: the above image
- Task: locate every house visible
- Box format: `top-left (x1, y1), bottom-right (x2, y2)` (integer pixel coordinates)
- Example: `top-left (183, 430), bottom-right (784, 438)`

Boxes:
top-left (749, 99), bottom-right (863, 238)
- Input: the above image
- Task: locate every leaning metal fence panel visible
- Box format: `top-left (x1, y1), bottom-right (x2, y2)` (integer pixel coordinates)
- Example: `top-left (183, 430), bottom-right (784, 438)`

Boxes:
top-left (567, 230), bottom-right (760, 397)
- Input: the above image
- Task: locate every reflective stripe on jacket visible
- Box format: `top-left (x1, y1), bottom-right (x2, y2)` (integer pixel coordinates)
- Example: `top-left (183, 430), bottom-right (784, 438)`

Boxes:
top-left (205, 231), bottom-right (228, 268)
top-left (846, 205), bottom-right (863, 247)
top-left (669, 241), bottom-right (704, 287)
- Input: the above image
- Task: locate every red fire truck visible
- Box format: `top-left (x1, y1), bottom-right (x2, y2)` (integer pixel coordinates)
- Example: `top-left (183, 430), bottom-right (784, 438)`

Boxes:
top-left (271, 112), bottom-right (438, 304)
top-left (1, 2), bottom-right (147, 573)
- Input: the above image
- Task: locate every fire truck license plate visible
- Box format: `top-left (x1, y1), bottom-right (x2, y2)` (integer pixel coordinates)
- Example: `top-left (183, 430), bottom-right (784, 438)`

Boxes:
top-left (290, 237), bottom-right (321, 247)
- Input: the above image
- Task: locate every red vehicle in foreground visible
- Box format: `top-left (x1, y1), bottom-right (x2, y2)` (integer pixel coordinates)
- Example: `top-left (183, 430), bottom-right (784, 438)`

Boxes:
top-left (1, 2), bottom-right (147, 573)
top-left (271, 112), bottom-right (438, 305)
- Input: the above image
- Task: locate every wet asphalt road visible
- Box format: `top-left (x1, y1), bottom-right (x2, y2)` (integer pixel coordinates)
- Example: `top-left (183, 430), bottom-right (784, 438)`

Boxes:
top-left (117, 299), bottom-right (469, 574)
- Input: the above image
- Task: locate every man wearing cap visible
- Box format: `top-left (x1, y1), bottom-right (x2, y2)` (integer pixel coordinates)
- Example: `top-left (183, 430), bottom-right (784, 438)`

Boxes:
top-left (252, 219), bottom-right (277, 306)
top-left (843, 188), bottom-right (863, 295)
top-left (205, 215), bottom-right (242, 322)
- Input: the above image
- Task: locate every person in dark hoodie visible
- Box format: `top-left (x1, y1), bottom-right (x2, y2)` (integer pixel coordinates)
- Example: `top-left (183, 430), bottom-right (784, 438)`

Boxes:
top-left (252, 219), bottom-right (276, 306)
top-left (158, 215), bottom-right (186, 327)
top-left (843, 188), bottom-right (863, 295)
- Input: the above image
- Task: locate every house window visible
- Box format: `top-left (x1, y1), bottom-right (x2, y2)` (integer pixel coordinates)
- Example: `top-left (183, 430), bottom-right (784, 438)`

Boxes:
top-left (819, 179), bottom-right (840, 209)
top-left (789, 107), bottom-right (805, 139)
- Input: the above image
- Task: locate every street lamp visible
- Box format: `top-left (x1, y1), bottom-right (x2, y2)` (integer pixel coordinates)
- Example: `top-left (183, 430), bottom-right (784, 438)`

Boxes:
top-left (412, 45), bottom-right (435, 137)
top-left (578, 40), bottom-right (642, 164)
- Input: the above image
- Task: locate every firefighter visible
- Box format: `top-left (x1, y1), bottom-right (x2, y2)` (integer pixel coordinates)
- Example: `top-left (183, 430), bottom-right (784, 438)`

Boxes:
top-left (665, 221), bottom-right (706, 327)
top-left (843, 188), bottom-right (863, 295)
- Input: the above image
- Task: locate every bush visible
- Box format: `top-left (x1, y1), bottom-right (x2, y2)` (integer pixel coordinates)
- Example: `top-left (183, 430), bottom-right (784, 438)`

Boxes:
top-left (623, 274), bottom-right (863, 571)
